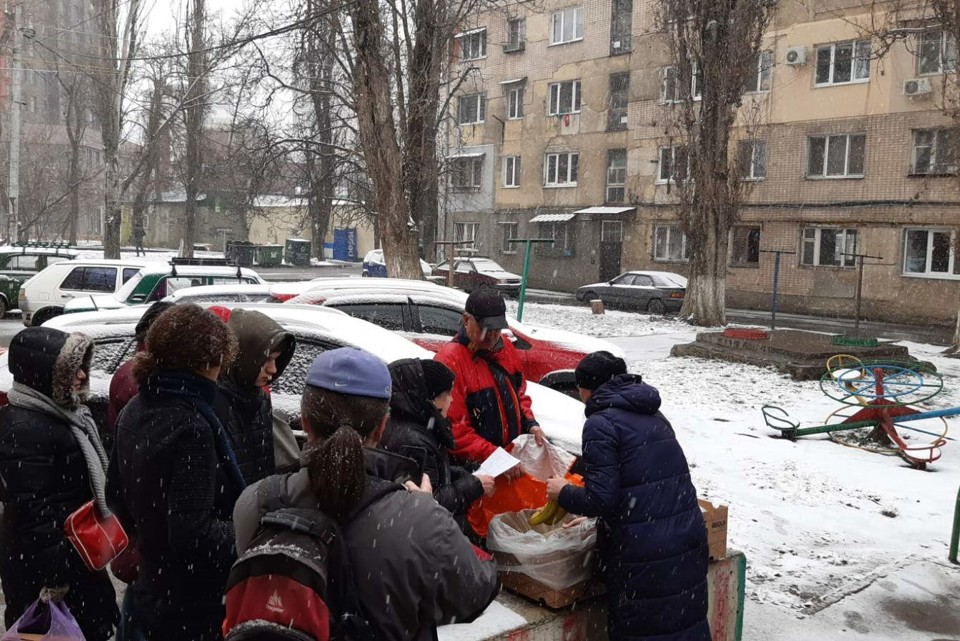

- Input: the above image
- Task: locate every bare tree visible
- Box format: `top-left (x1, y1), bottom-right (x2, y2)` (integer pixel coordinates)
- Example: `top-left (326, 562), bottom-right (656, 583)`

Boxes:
top-left (661, 0), bottom-right (775, 326)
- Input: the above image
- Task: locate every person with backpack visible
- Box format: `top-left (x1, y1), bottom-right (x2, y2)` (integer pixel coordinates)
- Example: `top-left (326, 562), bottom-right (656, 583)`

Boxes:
top-left (230, 347), bottom-right (500, 641)
top-left (107, 303), bottom-right (244, 641)
top-left (214, 308), bottom-right (296, 484)
top-left (381, 358), bottom-right (494, 520)
top-left (0, 328), bottom-right (118, 640)
top-left (545, 351), bottom-right (711, 641)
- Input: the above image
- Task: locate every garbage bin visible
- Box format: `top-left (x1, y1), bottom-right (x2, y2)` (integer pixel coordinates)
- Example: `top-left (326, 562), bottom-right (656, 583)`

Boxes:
top-left (284, 238), bottom-right (312, 267)
top-left (256, 244), bottom-right (283, 267)
top-left (226, 240), bottom-right (256, 267)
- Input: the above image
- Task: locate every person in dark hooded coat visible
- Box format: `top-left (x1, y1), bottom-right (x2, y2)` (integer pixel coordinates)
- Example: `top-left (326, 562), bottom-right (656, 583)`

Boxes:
top-left (381, 358), bottom-right (494, 518)
top-left (546, 351), bottom-right (710, 641)
top-left (213, 308), bottom-right (295, 484)
top-left (0, 327), bottom-right (118, 641)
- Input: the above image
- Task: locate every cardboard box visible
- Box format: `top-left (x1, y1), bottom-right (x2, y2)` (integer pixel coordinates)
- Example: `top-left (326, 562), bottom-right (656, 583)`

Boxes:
top-left (497, 566), bottom-right (605, 609)
top-left (699, 499), bottom-right (728, 560)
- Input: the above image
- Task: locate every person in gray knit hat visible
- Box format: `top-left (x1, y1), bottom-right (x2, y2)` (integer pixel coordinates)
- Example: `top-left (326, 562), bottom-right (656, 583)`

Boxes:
top-left (0, 327), bottom-right (118, 640)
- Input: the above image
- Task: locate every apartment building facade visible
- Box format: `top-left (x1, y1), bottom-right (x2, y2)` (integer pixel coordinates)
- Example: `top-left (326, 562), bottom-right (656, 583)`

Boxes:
top-left (446, 0), bottom-right (960, 325)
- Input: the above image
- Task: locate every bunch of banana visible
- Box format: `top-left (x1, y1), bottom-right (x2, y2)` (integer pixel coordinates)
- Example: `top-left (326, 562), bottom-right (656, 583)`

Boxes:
top-left (528, 501), bottom-right (567, 526)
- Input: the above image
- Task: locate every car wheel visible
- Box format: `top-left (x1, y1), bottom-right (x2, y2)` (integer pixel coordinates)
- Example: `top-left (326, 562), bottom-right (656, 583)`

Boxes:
top-left (361, 270), bottom-right (369, 277)
top-left (647, 298), bottom-right (667, 315)
top-left (32, 307), bottom-right (62, 327)
top-left (583, 290), bottom-right (599, 303)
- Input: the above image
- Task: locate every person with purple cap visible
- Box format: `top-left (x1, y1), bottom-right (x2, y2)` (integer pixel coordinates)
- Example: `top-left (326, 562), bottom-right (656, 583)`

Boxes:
top-left (233, 347), bottom-right (499, 641)
top-left (545, 351), bottom-right (710, 641)
top-left (435, 288), bottom-right (545, 467)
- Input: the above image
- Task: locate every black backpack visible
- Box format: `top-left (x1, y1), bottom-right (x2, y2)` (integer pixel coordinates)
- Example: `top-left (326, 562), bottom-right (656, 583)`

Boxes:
top-left (223, 474), bottom-right (400, 641)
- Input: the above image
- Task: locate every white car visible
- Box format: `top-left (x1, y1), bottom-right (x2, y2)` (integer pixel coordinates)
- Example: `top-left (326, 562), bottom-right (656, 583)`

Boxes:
top-left (162, 283), bottom-right (278, 304)
top-left (19, 258), bottom-right (148, 326)
top-left (362, 248), bottom-right (433, 278)
top-left (0, 303), bottom-right (587, 453)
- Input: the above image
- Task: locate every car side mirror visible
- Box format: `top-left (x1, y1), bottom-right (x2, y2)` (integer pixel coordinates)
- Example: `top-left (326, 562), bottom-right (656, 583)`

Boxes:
top-left (129, 294), bottom-right (146, 303)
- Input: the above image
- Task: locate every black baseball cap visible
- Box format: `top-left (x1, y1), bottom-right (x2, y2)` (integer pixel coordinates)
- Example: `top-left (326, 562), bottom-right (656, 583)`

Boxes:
top-left (465, 288), bottom-right (508, 331)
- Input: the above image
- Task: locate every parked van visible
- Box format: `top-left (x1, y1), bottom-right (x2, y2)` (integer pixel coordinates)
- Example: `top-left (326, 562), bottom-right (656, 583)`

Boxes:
top-left (20, 259), bottom-right (148, 326)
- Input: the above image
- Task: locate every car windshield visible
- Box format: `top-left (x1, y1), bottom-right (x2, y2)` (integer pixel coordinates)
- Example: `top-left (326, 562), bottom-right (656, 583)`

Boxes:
top-left (653, 273), bottom-right (688, 288)
top-left (471, 258), bottom-right (506, 272)
top-left (113, 271), bottom-right (144, 301)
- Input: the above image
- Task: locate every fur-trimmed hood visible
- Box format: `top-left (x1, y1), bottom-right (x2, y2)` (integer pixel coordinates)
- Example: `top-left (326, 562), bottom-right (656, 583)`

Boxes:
top-left (9, 327), bottom-right (93, 408)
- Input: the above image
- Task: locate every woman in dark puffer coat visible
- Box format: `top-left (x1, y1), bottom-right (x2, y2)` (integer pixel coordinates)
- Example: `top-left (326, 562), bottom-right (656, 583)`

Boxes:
top-left (381, 358), bottom-right (494, 517)
top-left (0, 327), bottom-right (118, 640)
top-left (107, 303), bottom-right (244, 641)
top-left (547, 351), bottom-right (710, 641)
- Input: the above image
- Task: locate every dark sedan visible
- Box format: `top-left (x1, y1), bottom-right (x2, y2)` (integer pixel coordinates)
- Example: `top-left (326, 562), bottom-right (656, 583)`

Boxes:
top-left (575, 271), bottom-right (687, 313)
top-left (431, 256), bottom-right (522, 295)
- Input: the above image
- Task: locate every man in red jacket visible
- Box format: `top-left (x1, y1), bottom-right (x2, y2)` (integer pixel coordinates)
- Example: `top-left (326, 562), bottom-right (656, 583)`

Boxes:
top-left (435, 288), bottom-right (545, 466)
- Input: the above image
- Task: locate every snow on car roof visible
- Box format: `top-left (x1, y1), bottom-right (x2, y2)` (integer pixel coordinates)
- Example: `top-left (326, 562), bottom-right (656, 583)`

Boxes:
top-left (136, 263), bottom-right (263, 277)
top-left (47, 258), bottom-right (149, 267)
top-left (166, 283), bottom-right (274, 299)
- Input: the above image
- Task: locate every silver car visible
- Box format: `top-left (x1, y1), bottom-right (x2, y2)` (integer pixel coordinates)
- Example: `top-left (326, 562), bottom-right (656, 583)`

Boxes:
top-left (575, 271), bottom-right (687, 314)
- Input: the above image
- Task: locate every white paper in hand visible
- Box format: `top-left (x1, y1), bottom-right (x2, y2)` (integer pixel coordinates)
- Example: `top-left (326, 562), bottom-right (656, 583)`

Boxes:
top-left (474, 447), bottom-right (521, 478)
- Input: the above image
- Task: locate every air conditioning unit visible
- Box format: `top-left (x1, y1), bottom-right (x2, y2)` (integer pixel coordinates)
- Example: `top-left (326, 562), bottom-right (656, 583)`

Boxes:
top-left (903, 77), bottom-right (932, 97)
top-left (785, 46), bottom-right (807, 66)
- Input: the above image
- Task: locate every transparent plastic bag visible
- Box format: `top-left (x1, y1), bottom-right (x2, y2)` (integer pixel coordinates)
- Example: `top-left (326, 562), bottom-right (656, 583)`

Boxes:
top-left (1, 597), bottom-right (85, 641)
top-left (486, 509), bottom-right (597, 590)
top-left (510, 434), bottom-right (576, 482)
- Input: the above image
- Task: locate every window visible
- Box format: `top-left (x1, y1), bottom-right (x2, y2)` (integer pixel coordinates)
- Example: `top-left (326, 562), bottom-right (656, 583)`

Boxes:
top-left (607, 72), bottom-right (629, 131)
top-left (331, 303), bottom-right (406, 331)
top-left (551, 7), bottom-right (584, 45)
top-left (654, 225), bottom-right (688, 261)
top-left (451, 156), bottom-right (483, 190)
top-left (418, 305), bottom-right (464, 336)
top-left (660, 64), bottom-right (701, 103)
top-left (270, 337), bottom-right (341, 396)
top-left (503, 156), bottom-right (521, 188)
top-left (815, 40), bottom-right (871, 85)
top-left (744, 51), bottom-right (773, 93)
top-left (737, 140), bottom-right (766, 180)
top-left (457, 29), bottom-right (486, 60)
top-left (606, 149), bottom-right (627, 203)
top-left (548, 80), bottom-right (581, 115)
top-left (731, 226), bottom-right (761, 266)
top-left (5, 255), bottom-right (39, 271)
top-left (507, 85), bottom-right (524, 119)
top-left (602, 220), bottom-right (623, 242)
top-left (122, 268), bottom-right (140, 283)
top-left (505, 18), bottom-right (525, 52)
top-left (544, 152), bottom-right (579, 186)
top-left (657, 145), bottom-right (690, 183)
top-left (539, 222), bottom-right (574, 254)
top-left (807, 134), bottom-right (865, 178)
top-left (501, 222), bottom-right (519, 253)
top-left (610, 0), bottom-right (632, 54)
top-left (801, 227), bottom-right (857, 267)
top-left (903, 229), bottom-right (960, 277)
top-left (911, 129), bottom-right (959, 175)
top-left (918, 30), bottom-right (957, 75)
top-left (454, 222), bottom-right (479, 244)
top-left (458, 93), bottom-right (485, 124)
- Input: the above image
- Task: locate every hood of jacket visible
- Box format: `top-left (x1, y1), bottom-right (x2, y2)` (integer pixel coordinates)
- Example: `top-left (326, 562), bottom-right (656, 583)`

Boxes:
top-left (586, 373), bottom-right (661, 417)
top-left (8, 327), bottom-right (93, 409)
top-left (363, 447), bottom-right (420, 485)
top-left (224, 309), bottom-right (295, 389)
top-left (388, 358), bottom-right (455, 449)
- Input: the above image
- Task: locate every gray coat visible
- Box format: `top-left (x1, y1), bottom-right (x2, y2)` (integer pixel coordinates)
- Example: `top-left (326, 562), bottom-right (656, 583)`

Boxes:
top-left (233, 451), bottom-right (500, 641)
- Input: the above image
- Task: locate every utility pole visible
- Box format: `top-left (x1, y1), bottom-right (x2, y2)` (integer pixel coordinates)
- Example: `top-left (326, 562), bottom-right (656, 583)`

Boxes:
top-left (7, 1), bottom-right (23, 242)
top-left (759, 248), bottom-right (796, 330)
top-left (841, 251), bottom-right (883, 336)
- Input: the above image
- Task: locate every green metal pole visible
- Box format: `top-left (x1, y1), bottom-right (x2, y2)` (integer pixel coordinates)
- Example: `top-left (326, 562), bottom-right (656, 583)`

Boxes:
top-left (950, 484), bottom-right (960, 564)
top-left (516, 239), bottom-right (533, 322)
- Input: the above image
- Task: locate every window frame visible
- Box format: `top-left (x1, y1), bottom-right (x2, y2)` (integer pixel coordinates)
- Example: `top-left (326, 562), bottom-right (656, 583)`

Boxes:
top-left (744, 51), bottom-right (773, 93)
top-left (500, 222), bottom-right (519, 254)
top-left (457, 93), bottom-right (486, 125)
top-left (538, 221), bottom-right (575, 255)
top-left (548, 80), bottom-right (582, 116)
top-left (544, 152), bottom-right (579, 187)
top-left (505, 18), bottom-right (526, 52)
top-left (601, 220), bottom-right (623, 243)
top-left (911, 128), bottom-right (959, 176)
top-left (606, 149), bottom-right (627, 203)
top-left (503, 155), bottom-right (521, 188)
top-left (800, 227), bottom-right (858, 268)
top-left (814, 40), bottom-right (872, 86)
top-left (457, 28), bottom-right (487, 61)
top-left (656, 145), bottom-right (691, 184)
top-left (607, 72), bottom-right (630, 131)
top-left (660, 64), bottom-right (701, 103)
top-left (653, 224), bottom-right (689, 262)
top-left (738, 139), bottom-right (767, 181)
top-left (902, 227), bottom-right (960, 279)
top-left (918, 30), bottom-right (957, 75)
top-left (730, 226), bottom-right (761, 267)
top-left (806, 133), bottom-right (866, 178)
top-left (550, 6), bottom-right (584, 45)
top-left (507, 85), bottom-right (524, 119)
top-left (450, 156), bottom-right (484, 191)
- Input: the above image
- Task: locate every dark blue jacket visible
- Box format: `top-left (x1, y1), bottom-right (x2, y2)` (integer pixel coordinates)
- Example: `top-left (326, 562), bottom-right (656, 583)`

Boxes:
top-left (558, 374), bottom-right (710, 641)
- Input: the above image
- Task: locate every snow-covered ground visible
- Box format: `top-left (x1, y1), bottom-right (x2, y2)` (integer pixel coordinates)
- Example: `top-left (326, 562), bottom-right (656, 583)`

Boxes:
top-left (508, 302), bottom-right (960, 639)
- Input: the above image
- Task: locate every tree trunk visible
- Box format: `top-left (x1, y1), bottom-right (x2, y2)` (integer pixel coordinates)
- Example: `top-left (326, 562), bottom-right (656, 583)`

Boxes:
top-left (182, 0), bottom-right (206, 258)
top-left (350, 0), bottom-right (423, 279)
top-left (681, 204), bottom-right (728, 325)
